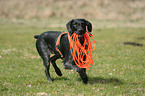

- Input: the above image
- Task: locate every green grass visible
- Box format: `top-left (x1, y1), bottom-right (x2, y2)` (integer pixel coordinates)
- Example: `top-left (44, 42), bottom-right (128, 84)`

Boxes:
top-left (0, 21), bottom-right (145, 96)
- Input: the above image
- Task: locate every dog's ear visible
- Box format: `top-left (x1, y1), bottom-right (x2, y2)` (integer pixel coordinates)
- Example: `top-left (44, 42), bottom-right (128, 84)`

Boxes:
top-left (66, 19), bottom-right (74, 35)
top-left (86, 20), bottom-right (92, 32)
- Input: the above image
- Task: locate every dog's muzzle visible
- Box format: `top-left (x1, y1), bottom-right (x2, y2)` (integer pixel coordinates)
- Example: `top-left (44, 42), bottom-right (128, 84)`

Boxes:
top-left (78, 35), bottom-right (84, 38)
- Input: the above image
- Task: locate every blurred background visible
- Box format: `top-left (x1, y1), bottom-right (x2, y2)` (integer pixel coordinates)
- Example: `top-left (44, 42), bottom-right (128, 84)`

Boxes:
top-left (0, 0), bottom-right (145, 28)
top-left (0, 0), bottom-right (145, 20)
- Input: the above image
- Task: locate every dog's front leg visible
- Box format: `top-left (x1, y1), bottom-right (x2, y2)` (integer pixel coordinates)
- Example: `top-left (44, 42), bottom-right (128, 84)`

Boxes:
top-left (78, 68), bottom-right (88, 84)
top-left (64, 60), bottom-right (88, 84)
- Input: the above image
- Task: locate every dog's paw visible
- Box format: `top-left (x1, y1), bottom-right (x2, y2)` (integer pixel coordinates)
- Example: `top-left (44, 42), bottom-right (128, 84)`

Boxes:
top-left (55, 68), bottom-right (62, 76)
top-left (47, 78), bottom-right (53, 82)
top-left (56, 70), bottom-right (62, 76)
top-left (82, 77), bottom-right (88, 84)
top-left (45, 70), bottom-right (53, 82)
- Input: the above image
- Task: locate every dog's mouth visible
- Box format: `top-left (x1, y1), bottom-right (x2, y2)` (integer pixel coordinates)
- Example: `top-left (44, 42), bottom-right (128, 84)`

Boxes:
top-left (75, 30), bottom-right (86, 35)
top-left (78, 35), bottom-right (84, 38)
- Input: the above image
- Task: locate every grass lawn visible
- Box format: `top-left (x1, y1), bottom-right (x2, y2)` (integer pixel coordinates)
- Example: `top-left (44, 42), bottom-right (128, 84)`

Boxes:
top-left (0, 20), bottom-right (145, 96)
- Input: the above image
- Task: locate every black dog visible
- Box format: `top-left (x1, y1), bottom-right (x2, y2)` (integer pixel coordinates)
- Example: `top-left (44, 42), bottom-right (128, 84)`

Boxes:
top-left (34, 19), bottom-right (92, 84)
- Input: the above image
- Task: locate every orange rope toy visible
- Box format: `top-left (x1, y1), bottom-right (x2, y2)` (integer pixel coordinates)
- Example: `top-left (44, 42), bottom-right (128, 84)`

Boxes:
top-left (56, 31), bottom-right (96, 70)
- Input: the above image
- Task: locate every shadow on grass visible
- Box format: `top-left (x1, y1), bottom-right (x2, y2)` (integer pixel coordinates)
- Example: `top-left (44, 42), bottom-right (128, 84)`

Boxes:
top-left (52, 76), bottom-right (123, 85)
top-left (88, 77), bottom-right (123, 85)
top-left (123, 42), bottom-right (143, 47)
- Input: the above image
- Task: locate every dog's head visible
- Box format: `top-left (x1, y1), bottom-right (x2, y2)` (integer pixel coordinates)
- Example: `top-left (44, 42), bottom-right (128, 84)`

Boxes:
top-left (66, 19), bottom-right (92, 35)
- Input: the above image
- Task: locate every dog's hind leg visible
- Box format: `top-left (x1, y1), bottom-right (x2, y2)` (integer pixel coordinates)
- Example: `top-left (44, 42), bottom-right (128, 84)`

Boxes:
top-left (50, 55), bottom-right (62, 76)
top-left (36, 39), bottom-right (52, 82)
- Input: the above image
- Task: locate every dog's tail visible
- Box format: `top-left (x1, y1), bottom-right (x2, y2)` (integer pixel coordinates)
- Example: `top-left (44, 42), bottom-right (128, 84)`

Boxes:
top-left (34, 35), bottom-right (39, 39)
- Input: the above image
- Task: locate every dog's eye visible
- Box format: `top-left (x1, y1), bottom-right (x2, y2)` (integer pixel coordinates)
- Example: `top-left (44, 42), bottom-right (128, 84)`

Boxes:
top-left (73, 24), bottom-right (77, 27)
